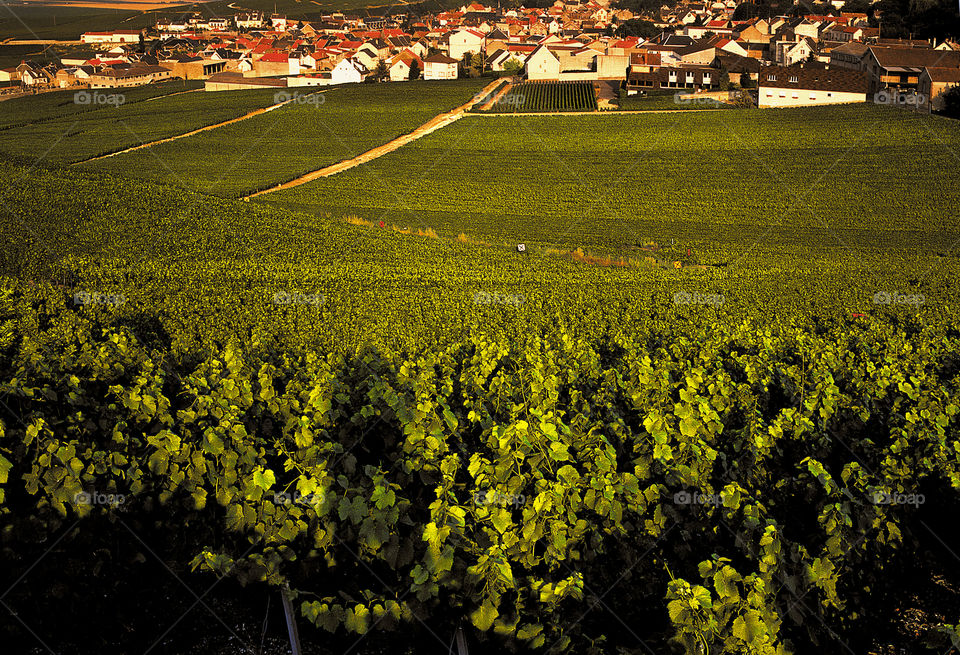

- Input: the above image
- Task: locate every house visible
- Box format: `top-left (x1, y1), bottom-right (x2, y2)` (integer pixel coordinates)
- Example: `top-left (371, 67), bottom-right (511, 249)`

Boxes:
top-left (256, 52), bottom-right (298, 76)
top-left (485, 48), bottom-right (515, 71)
top-left (19, 64), bottom-right (50, 86)
top-left (89, 64), bottom-right (174, 88)
top-left (627, 64), bottom-right (719, 92)
top-left (423, 53), bottom-right (459, 80)
top-left (714, 53), bottom-right (761, 83)
top-left (864, 46), bottom-right (960, 93)
top-left (525, 44), bottom-right (560, 80)
top-left (235, 13), bottom-right (265, 29)
top-left (388, 50), bottom-right (422, 81)
top-left (446, 28), bottom-right (486, 60)
top-left (829, 41), bottom-right (870, 70)
top-left (757, 64), bottom-right (868, 107)
top-left (0, 68), bottom-right (19, 82)
top-left (918, 67), bottom-right (960, 111)
top-left (205, 71), bottom-right (287, 91)
top-left (352, 45), bottom-right (380, 71)
top-left (776, 37), bottom-right (817, 66)
top-left (329, 57), bottom-right (365, 83)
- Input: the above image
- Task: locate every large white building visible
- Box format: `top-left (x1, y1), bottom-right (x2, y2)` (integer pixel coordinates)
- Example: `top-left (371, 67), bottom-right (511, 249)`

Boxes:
top-left (80, 30), bottom-right (143, 44)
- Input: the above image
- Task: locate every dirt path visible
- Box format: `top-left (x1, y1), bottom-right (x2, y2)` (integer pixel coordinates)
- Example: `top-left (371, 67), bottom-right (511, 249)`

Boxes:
top-left (476, 81), bottom-right (514, 111)
top-left (245, 78), bottom-right (504, 199)
top-left (466, 108), bottom-right (733, 116)
top-left (74, 91), bottom-right (326, 164)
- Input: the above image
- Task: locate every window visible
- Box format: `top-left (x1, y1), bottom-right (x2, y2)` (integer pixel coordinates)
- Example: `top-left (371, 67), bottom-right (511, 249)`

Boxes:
top-left (809, 92), bottom-right (817, 99)
top-left (766, 92), bottom-right (773, 97)
top-left (789, 75), bottom-right (798, 82)
top-left (827, 92), bottom-right (832, 97)
top-left (792, 92), bottom-right (799, 98)
top-left (768, 74), bottom-right (776, 81)
top-left (779, 91), bottom-right (786, 97)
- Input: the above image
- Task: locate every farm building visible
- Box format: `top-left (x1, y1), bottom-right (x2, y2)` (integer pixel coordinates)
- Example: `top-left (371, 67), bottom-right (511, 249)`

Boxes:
top-left (757, 64), bottom-right (868, 107)
top-left (81, 30), bottom-right (144, 44)
top-left (919, 67), bottom-right (960, 111)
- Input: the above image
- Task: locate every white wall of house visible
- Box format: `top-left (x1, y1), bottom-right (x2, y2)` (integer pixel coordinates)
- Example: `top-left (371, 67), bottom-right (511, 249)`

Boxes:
top-left (390, 61), bottom-right (412, 81)
top-left (330, 59), bottom-right (363, 84)
top-left (424, 61), bottom-right (457, 80)
top-left (448, 30), bottom-right (485, 60)
top-left (525, 46), bottom-right (560, 80)
top-left (758, 85), bottom-right (866, 107)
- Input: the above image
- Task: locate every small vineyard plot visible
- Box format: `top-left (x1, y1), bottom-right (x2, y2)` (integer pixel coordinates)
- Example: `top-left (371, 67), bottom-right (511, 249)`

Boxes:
top-left (490, 81), bottom-right (598, 113)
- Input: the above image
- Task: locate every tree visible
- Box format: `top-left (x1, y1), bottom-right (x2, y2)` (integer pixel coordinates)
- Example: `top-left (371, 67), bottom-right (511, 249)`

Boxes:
top-left (731, 89), bottom-right (753, 108)
top-left (373, 58), bottom-right (389, 81)
top-left (502, 57), bottom-right (523, 75)
top-left (408, 60), bottom-right (420, 80)
top-left (941, 84), bottom-right (960, 118)
top-left (470, 51), bottom-right (484, 75)
top-left (717, 65), bottom-right (730, 91)
top-left (615, 18), bottom-right (661, 39)
top-left (739, 71), bottom-right (755, 89)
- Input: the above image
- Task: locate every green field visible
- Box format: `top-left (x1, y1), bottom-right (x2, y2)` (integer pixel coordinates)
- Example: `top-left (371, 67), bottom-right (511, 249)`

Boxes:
top-left (1, 90), bottom-right (959, 655)
top-left (255, 104), bottom-right (960, 254)
top-left (0, 79), bottom-right (204, 130)
top-left (0, 85), bottom-right (281, 163)
top-left (82, 79), bottom-right (490, 196)
top-left (619, 89), bottom-right (737, 110)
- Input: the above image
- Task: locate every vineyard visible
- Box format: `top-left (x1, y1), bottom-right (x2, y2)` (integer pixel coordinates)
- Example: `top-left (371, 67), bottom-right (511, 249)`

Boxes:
top-left (0, 86), bottom-right (283, 164)
top-left (83, 79), bottom-right (489, 197)
top-left (1, 95), bottom-right (960, 655)
top-left (486, 81), bottom-right (598, 113)
top-left (260, 104), bottom-right (960, 251)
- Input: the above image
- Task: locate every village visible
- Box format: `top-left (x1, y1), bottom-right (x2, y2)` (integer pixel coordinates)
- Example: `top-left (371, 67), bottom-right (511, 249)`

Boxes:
top-left (2, 0), bottom-right (959, 111)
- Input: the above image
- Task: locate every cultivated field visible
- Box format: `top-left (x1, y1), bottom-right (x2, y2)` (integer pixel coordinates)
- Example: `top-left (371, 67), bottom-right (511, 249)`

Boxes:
top-left (257, 104), bottom-right (960, 254)
top-left (0, 85), bottom-right (281, 162)
top-left (1, 85), bottom-right (959, 655)
top-left (83, 79), bottom-right (490, 196)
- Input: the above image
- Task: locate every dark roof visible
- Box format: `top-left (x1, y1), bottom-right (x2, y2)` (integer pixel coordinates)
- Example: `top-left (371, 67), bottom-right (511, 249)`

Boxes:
top-left (923, 66), bottom-right (960, 83)
top-left (94, 64), bottom-right (172, 79)
top-left (759, 64), bottom-right (868, 93)
top-left (713, 53), bottom-right (760, 72)
top-left (424, 53), bottom-right (458, 63)
top-left (869, 46), bottom-right (960, 69)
